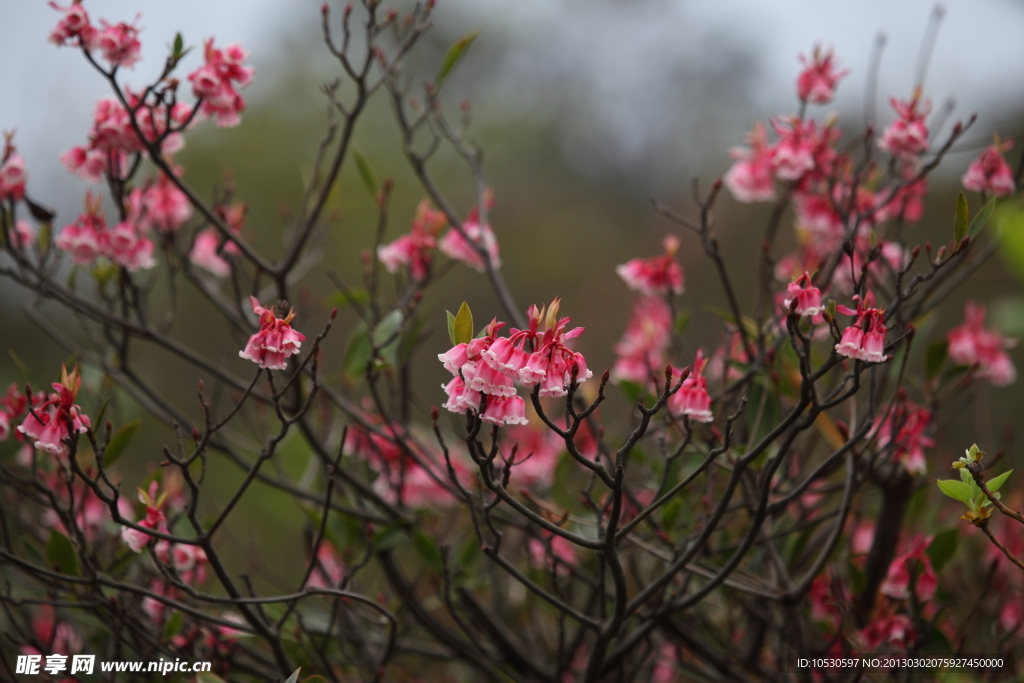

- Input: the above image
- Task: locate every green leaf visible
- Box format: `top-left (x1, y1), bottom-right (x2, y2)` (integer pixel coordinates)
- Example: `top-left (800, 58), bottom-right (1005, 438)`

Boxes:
top-left (196, 674), bottom-right (228, 683)
top-left (953, 191), bottom-right (969, 244)
top-left (987, 469), bottom-right (1012, 493)
top-left (162, 610), bottom-right (183, 641)
top-left (435, 29), bottom-right (481, 87)
top-left (22, 538), bottom-right (46, 567)
top-left (673, 309), bottom-right (691, 337)
top-left (326, 288), bottom-right (369, 308)
top-left (926, 528), bottom-right (958, 573)
top-left (968, 197), bottom-right (997, 240)
top-left (998, 204), bottom-right (1024, 279)
top-left (411, 531), bottom-right (444, 574)
top-left (660, 496), bottom-right (684, 531)
top-left (372, 310), bottom-right (404, 368)
top-left (104, 419), bottom-right (141, 467)
top-left (282, 668), bottom-right (302, 683)
top-left (94, 396), bottom-right (112, 430)
top-left (46, 530), bottom-right (79, 576)
top-left (617, 380), bottom-right (644, 404)
top-left (352, 148), bottom-right (378, 197)
top-left (446, 310), bottom-right (457, 346)
top-left (342, 323), bottom-right (371, 380)
top-left (453, 301), bottom-right (473, 345)
top-left (936, 479), bottom-right (975, 504)
top-left (173, 33), bottom-right (183, 59)
top-left (924, 339), bottom-right (948, 380)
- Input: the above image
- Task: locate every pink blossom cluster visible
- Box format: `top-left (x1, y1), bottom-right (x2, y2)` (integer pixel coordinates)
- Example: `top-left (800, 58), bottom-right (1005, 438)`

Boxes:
top-left (377, 199), bottom-right (448, 281)
top-left (344, 418), bottom-right (456, 507)
top-left (962, 139), bottom-right (1016, 196)
top-left (0, 136), bottom-right (27, 202)
top-left (438, 300), bottom-right (592, 426)
top-left (796, 45), bottom-right (848, 105)
top-left (54, 193), bottom-right (156, 271)
top-left (782, 271), bottom-right (822, 317)
top-left (0, 382), bottom-right (38, 443)
top-left (667, 351), bottom-right (713, 423)
top-left (611, 295), bottom-right (672, 384)
top-left (615, 235), bottom-right (685, 296)
top-left (835, 292), bottom-right (888, 363)
top-left (19, 606), bottom-right (82, 659)
top-left (188, 39), bottom-right (255, 128)
top-left (239, 297), bottom-right (306, 370)
top-left (61, 96), bottom-right (192, 182)
top-left (880, 534), bottom-right (938, 602)
top-left (16, 366), bottom-right (92, 458)
top-left (127, 171), bottom-right (192, 233)
top-left (121, 482), bottom-right (208, 583)
top-left (873, 395), bottom-right (934, 475)
top-left (946, 301), bottom-right (1016, 386)
top-left (189, 202), bottom-right (246, 277)
top-left (50, 2), bottom-right (142, 68)
top-left (877, 90), bottom-right (931, 162)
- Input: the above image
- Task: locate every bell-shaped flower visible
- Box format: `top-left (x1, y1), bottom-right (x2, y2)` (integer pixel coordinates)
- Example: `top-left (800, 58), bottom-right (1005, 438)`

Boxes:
top-left (239, 297), bottom-right (306, 370)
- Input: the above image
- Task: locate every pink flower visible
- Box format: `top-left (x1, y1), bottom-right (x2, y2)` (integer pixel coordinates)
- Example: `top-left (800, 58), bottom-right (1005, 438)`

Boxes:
top-left (611, 295), bottom-right (672, 384)
top-left (55, 197), bottom-right (105, 266)
top-left (11, 220), bottom-right (35, 250)
top-left (962, 138), bottom-right (1016, 196)
top-left (501, 425), bottom-right (563, 489)
top-left (96, 18), bottom-right (142, 68)
top-left (48, 1), bottom-right (98, 50)
top-left (377, 199), bottom-right (447, 281)
top-left (771, 117), bottom-right (819, 180)
top-left (880, 534), bottom-right (937, 601)
top-left (441, 375), bottom-right (481, 414)
top-left (835, 292), bottom-right (887, 363)
top-left (783, 271), bottom-right (822, 317)
top-left (878, 91), bottom-right (931, 160)
top-left (873, 397), bottom-right (934, 475)
top-left (808, 573), bottom-right (849, 630)
top-left (616, 235), bottom-right (685, 296)
top-left (724, 121), bottom-right (776, 202)
top-left (59, 145), bottom-right (109, 183)
top-left (16, 366), bottom-right (91, 457)
top-left (528, 532), bottom-right (578, 575)
top-left (100, 220), bottom-right (156, 271)
top-left (189, 229), bottom-right (239, 277)
top-left (858, 613), bottom-right (915, 651)
top-left (947, 301), bottom-right (1016, 386)
top-left (797, 45), bottom-right (848, 104)
top-left (239, 297), bottom-right (306, 370)
top-left (121, 482), bottom-right (168, 553)
top-left (307, 542), bottom-right (345, 589)
top-left (438, 210), bottom-right (501, 272)
top-left (668, 351), bottom-right (713, 423)
top-left (0, 152), bottom-right (27, 202)
top-left (137, 173), bottom-right (192, 233)
top-left (480, 395), bottom-right (528, 425)
top-left (187, 39), bottom-right (255, 128)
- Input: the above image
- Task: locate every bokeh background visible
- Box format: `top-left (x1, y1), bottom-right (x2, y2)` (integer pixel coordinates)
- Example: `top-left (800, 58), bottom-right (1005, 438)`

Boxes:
top-left (2, 0), bottom-right (1024, 591)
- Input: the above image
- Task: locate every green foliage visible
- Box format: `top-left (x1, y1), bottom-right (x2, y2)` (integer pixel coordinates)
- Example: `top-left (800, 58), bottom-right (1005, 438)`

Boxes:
top-left (953, 191), bottom-right (969, 243)
top-left (926, 528), bottom-right (959, 573)
top-left (104, 419), bottom-right (141, 467)
top-left (46, 529), bottom-right (79, 576)
top-left (452, 301), bottom-right (474, 345)
top-left (435, 30), bottom-right (482, 87)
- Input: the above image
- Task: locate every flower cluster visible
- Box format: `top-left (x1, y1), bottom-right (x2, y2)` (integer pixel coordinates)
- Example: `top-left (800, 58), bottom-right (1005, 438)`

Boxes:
top-left (947, 301), bottom-right (1016, 386)
top-left (0, 135), bottom-right (27, 202)
top-left (439, 300), bottom-right (592, 425)
top-left (835, 292), bottom-right (888, 363)
top-left (239, 297), bottom-right (306, 370)
top-left (796, 45), bottom-right (848, 104)
top-left (616, 235), bottom-right (685, 296)
top-left (189, 202), bottom-right (246, 277)
top-left (873, 395), bottom-right (934, 475)
top-left (16, 366), bottom-right (92, 458)
top-left (55, 192), bottom-right (156, 271)
top-left (611, 295), bottom-right (672, 384)
top-left (188, 39), bottom-right (255, 128)
top-left (877, 90), bottom-right (931, 162)
top-left (61, 95), bottom-right (192, 182)
top-left (128, 171), bottom-right (192, 234)
top-left (668, 351), bottom-right (712, 423)
top-left (881, 535), bottom-right (938, 601)
top-left (782, 271), bottom-right (822, 317)
top-left (377, 199), bottom-right (448, 281)
top-left (962, 138), bottom-right (1016, 196)
top-left (437, 204), bottom-right (501, 272)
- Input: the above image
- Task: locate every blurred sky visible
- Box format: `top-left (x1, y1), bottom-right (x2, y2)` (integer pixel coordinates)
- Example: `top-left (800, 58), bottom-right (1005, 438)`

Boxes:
top-left (3, 0), bottom-right (1024, 205)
